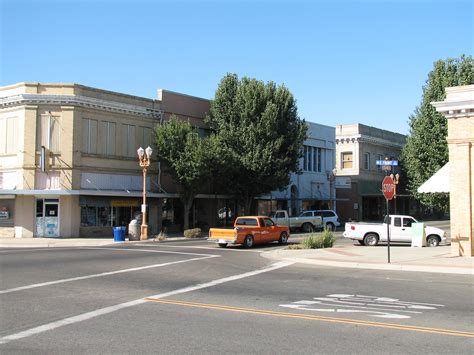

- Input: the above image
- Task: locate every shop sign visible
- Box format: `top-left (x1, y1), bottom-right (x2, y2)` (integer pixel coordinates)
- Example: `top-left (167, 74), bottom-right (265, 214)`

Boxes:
top-left (335, 176), bottom-right (351, 189)
top-left (111, 200), bottom-right (139, 207)
top-left (0, 210), bottom-right (9, 219)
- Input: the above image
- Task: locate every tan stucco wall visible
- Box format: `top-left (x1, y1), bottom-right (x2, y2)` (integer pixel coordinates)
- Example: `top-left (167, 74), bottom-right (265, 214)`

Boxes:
top-left (59, 195), bottom-right (80, 237)
top-left (14, 196), bottom-right (35, 238)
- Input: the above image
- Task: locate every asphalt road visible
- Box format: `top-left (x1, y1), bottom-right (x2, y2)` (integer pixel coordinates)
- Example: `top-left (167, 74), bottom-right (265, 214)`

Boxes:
top-left (0, 239), bottom-right (472, 354)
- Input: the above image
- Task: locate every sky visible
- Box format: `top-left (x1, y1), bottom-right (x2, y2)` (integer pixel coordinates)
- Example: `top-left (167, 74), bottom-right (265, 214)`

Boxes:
top-left (1, 0), bottom-right (472, 134)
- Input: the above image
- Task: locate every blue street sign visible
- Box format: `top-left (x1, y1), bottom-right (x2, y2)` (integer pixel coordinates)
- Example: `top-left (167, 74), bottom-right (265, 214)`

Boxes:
top-left (376, 160), bottom-right (398, 166)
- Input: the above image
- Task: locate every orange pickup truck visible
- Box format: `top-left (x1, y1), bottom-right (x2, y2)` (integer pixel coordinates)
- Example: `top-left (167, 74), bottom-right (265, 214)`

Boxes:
top-left (208, 216), bottom-right (290, 248)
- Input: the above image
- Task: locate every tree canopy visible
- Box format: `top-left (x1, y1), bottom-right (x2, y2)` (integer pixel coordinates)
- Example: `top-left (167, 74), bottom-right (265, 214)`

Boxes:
top-left (154, 116), bottom-right (221, 230)
top-left (401, 55), bottom-right (473, 212)
top-left (206, 73), bottom-right (308, 213)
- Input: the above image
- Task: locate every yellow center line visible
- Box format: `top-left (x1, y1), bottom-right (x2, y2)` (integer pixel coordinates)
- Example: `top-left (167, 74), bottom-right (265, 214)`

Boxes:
top-left (145, 298), bottom-right (474, 338)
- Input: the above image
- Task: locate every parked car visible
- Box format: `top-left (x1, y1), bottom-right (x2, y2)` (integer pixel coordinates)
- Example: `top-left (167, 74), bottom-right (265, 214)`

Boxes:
top-left (343, 215), bottom-right (446, 247)
top-left (208, 216), bottom-right (290, 248)
top-left (269, 210), bottom-right (323, 233)
top-left (217, 207), bottom-right (232, 220)
top-left (314, 210), bottom-right (341, 231)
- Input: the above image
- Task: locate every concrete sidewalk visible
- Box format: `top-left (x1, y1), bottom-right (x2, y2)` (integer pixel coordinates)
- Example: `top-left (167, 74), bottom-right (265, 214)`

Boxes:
top-left (262, 243), bottom-right (473, 275)
top-left (0, 237), bottom-right (118, 248)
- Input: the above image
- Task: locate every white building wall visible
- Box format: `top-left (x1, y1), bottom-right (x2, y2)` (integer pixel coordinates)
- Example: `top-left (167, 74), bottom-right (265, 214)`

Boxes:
top-left (270, 122), bottom-right (336, 214)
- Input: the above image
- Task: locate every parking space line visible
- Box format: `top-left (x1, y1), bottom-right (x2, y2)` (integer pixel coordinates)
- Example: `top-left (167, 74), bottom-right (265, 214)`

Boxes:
top-left (0, 261), bottom-right (293, 345)
top-left (0, 255), bottom-right (219, 295)
top-left (144, 299), bottom-right (474, 338)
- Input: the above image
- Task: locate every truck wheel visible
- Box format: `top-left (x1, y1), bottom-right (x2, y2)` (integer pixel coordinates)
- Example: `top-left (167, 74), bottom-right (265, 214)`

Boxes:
top-left (302, 223), bottom-right (313, 233)
top-left (243, 235), bottom-right (254, 248)
top-left (426, 235), bottom-right (440, 247)
top-left (279, 232), bottom-right (288, 245)
top-left (218, 243), bottom-right (227, 248)
top-left (363, 233), bottom-right (379, 246)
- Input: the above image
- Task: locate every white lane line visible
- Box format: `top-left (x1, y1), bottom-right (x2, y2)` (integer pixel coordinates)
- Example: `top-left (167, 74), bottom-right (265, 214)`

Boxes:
top-left (0, 261), bottom-right (294, 345)
top-left (80, 247), bottom-right (215, 257)
top-left (0, 255), bottom-right (219, 295)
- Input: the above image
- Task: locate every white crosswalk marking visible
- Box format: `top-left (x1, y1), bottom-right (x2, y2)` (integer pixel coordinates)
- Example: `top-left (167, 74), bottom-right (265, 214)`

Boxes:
top-left (280, 294), bottom-right (444, 319)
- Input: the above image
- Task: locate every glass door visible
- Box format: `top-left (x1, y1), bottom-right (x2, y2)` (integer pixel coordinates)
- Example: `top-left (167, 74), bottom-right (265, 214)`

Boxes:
top-left (35, 199), bottom-right (60, 237)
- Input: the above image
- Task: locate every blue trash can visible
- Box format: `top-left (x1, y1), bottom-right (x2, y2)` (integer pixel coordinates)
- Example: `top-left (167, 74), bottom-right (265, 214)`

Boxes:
top-left (113, 226), bottom-right (125, 242)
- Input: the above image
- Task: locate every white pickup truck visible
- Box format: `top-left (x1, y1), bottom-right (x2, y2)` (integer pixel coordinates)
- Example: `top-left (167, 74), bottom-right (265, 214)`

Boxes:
top-left (343, 215), bottom-right (447, 247)
top-left (269, 210), bottom-right (323, 233)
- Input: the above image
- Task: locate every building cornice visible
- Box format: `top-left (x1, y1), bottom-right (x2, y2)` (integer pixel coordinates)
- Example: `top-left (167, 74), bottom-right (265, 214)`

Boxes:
top-left (335, 134), bottom-right (405, 149)
top-left (0, 93), bottom-right (164, 119)
top-left (431, 99), bottom-right (474, 119)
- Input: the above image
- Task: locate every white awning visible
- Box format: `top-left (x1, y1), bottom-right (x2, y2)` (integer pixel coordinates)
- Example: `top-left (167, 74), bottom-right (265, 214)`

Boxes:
top-left (417, 163), bottom-right (450, 193)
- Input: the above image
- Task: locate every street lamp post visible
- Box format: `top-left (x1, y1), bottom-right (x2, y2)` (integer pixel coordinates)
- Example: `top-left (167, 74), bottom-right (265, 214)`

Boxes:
top-left (327, 168), bottom-right (337, 210)
top-left (137, 146), bottom-right (152, 240)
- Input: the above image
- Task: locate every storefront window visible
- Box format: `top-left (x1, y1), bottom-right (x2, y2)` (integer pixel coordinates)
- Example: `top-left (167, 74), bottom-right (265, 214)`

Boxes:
top-left (81, 206), bottom-right (97, 226)
top-left (0, 199), bottom-right (15, 226)
top-left (98, 207), bottom-right (110, 226)
top-left (36, 200), bottom-right (44, 217)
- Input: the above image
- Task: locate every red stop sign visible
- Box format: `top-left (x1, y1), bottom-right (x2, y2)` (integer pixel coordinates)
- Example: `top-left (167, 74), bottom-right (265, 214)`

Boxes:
top-left (382, 176), bottom-right (396, 200)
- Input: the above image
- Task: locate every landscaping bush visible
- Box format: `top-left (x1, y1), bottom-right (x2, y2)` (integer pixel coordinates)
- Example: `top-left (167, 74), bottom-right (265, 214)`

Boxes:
top-left (320, 229), bottom-right (336, 247)
top-left (184, 228), bottom-right (203, 238)
top-left (298, 230), bottom-right (336, 249)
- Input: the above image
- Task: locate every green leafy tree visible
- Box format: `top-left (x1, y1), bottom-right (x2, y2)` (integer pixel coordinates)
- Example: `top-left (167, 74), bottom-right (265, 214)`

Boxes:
top-left (154, 116), bottom-right (221, 230)
top-left (401, 55), bottom-right (473, 212)
top-left (206, 73), bottom-right (308, 214)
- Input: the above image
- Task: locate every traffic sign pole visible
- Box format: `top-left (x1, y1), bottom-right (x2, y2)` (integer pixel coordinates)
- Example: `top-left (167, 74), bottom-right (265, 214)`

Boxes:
top-left (386, 199), bottom-right (390, 263)
top-left (382, 176), bottom-right (396, 264)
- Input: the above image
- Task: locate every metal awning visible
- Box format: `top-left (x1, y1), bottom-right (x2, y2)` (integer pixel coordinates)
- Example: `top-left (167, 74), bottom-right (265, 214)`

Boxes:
top-left (0, 189), bottom-right (172, 198)
top-left (0, 189), bottom-right (234, 199)
top-left (417, 163), bottom-right (450, 193)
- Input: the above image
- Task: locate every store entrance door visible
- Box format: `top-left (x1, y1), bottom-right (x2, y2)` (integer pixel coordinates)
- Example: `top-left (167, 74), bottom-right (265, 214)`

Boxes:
top-left (36, 199), bottom-right (60, 237)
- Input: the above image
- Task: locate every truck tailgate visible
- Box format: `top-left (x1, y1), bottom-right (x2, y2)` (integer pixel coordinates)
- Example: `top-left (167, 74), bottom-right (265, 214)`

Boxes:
top-left (208, 228), bottom-right (236, 241)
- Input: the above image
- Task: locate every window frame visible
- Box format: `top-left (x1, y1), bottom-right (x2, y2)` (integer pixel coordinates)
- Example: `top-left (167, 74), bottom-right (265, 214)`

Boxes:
top-left (82, 118), bottom-right (98, 154)
top-left (341, 152), bottom-right (353, 169)
top-left (364, 152), bottom-right (370, 170)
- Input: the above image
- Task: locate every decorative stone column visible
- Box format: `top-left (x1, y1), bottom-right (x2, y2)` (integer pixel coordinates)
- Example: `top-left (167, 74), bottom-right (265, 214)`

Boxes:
top-left (432, 85), bottom-right (474, 257)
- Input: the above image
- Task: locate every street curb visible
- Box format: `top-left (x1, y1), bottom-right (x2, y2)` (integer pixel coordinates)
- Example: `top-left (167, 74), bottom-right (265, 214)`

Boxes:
top-left (0, 242), bottom-right (117, 248)
top-left (263, 256), bottom-right (473, 275)
top-left (0, 237), bottom-right (207, 248)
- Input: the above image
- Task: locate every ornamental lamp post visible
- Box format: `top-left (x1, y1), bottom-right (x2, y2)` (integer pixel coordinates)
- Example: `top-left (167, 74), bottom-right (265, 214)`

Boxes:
top-left (137, 146), bottom-right (152, 240)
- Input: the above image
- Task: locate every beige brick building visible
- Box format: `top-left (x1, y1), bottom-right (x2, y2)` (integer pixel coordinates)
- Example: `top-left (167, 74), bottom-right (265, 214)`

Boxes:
top-left (0, 82), bottom-right (219, 238)
top-left (335, 124), bottom-right (407, 222)
top-left (432, 85), bottom-right (474, 257)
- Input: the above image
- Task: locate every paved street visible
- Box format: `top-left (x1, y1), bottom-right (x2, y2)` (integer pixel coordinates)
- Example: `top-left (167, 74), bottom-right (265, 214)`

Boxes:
top-left (1, 239), bottom-right (473, 354)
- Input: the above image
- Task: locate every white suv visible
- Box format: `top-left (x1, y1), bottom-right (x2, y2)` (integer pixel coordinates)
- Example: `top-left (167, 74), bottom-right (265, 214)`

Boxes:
top-left (314, 210), bottom-right (341, 231)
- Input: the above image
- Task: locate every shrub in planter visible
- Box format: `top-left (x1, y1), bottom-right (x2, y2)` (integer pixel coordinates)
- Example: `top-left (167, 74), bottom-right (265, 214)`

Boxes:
top-left (300, 230), bottom-right (336, 249)
top-left (184, 228), bottom-right (202, 238)
top-left (321, 229), bottom-right (336, 248)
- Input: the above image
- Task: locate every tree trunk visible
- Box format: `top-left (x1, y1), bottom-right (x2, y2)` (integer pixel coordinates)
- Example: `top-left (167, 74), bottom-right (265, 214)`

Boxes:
top-left (182, 197), bottom-right (193, 231)
top-left (243, 194), bottom-right (254, 215)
